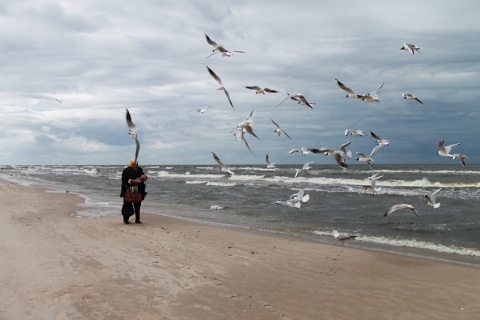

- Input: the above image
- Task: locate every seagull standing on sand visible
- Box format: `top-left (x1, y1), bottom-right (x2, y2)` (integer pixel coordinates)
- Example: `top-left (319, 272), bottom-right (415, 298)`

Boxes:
top-left (384, 204), bottom-right (419, 217)
top-left (425, 188), bottom-right (442, 208)
top-left (271, 119), bottom-right (292, 139)
top-left (206, 66), bottom-right (235, 110)
top-left (332, 230), bottom-right (357, 246)
top-left (335, 79), bottom-right (361, 99)
top-left (125, 108), bottom-right (140, 162)
top-left (437, 140), bottom-right (460, 158)
top-left (245, 86), bottom-right (279, 94)
top-left (265, 153), bottom-right (277, 169)
top-left (400, 43), bottom-right (422, 55)
top-left (211, 152), bottom-right (234, 177)
top-left (294, 161), bottom-right (315, 178)
top-left (402, 93), bottom-right (424, 105)
top-left (452, 154), bottom-right (468, 168)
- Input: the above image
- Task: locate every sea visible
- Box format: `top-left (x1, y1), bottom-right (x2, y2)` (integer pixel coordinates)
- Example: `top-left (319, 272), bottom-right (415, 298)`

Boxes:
top-left (2, 163), bottom-right (480, 266)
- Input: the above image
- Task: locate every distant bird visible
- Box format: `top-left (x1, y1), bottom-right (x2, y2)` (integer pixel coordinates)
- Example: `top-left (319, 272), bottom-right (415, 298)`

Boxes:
top-left (289, 147), bottom-right (311, 156)
top-left (237, 110), bottom-right (260, 140)
top-left (332, 230), bottom-right (357, 246)
top-left (204, 33), bottom-right (246, 58)
top-left (211, 152), bottom-right (234, 177)
top-left (265, 153), bottom-right (277, 169)
top-left (437, 140), bottom-right (460, 158)
top-left (452, 154), bottom-right (468, 168)
top-left (294, 161), bottom-right (315, 178)
top-left (187, 106), bottom-right (213, 113)
top-left (345, 129), bottom-right (365, 137)
top-left (400, 43), bottom-right (422, 55)
top-left (276, 93), bottom-right (314, 109)
top-left (384, 204), bottom-right (419, 217)
top-left (364, 172), bottom-right (383, 195)
top-left (335, 79), bottom-right (361, 99)
top-left (356, 152), bottom-right (373, 170)
top-left (245, 86), bottom-right (279, 94)
top-left (425, 188), bottom-right (442, 208)
top-left (308, 144), bottom-right (350, 170)
top-left (206, 66), bottom-right (234, 110)
top-left (271, 119), bottom-right (291, 139)
top-left (290, 189), bottom-right (310, 203)
top-left (55, 98), bottom-right (63, 103)
top-left (402, 93), bottom-right (424, 105)
top-left (360, 82), bottom-right (384, 102)
top-left (125, 108), bottom-right (140, 162)
top-left (369, 131), bottom-right (390, 146)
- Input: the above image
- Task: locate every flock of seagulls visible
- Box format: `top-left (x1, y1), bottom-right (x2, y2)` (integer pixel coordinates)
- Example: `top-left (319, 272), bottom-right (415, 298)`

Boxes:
top-left (198, 35), bottom-right (467, 245)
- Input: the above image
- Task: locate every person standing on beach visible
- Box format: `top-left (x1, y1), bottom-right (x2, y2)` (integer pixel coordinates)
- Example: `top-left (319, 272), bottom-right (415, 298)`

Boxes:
top-left (120, 159), bottom-right (148, 224)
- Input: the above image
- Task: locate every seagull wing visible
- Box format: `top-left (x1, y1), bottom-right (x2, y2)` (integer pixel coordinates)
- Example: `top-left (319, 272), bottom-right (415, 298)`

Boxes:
top-left (369, 131), bottom-right (383, 143)
top-left (134, 136), bottom-right (140, 162)
top-left (223, 87), bottom-right (235, 110)
top-left (264, 88), bottom-right (279, 93)
top-left (204, 33), bottom-right (218, 47)
top-left (335, 79), bottom-right (356, 95)
top-left (246, 86), bottom-right (261, 91)
top-left (275, 94), bottom-right (291, 108)
top-left (206, 66), bottom-right (223, 86)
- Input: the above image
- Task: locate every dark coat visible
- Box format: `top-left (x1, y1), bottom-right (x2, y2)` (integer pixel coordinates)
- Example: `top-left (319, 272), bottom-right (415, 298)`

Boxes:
top-left (120, 166), bottom-right (147, 199)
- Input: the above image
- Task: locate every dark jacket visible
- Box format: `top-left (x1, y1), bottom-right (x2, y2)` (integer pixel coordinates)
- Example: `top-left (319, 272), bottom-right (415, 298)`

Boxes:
top-left (120, 166), bottom-right (147, 199)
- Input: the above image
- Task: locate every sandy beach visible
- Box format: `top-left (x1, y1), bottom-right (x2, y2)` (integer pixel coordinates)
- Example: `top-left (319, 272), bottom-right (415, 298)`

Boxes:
top-left (1, 180), bottom-right (479, 320)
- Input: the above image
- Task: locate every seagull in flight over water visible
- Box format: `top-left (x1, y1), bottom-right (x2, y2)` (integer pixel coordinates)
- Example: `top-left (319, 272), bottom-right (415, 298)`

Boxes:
top-left (125, 108), bottom-right (140, 162)
top-left (265, 153), bottom-right (277, 169)
top-left (437, 140), bottom-right (460, 158)
top-left (271, 119), bottom-right (291, 139)
top-left (452, 153), bottom-right (468, 168)
top-left (425, 188), bottom-right (442, 208)
top-left (402, 93), bottom-right (424, 105)
top-left (206, 66), bottom-right (235, 110)
top-left (400, 43), bottom-right (422, 55)
top-left (211, 152), bottom-right (234, 177)
top-left (384, 204), bottom-right (419, 217)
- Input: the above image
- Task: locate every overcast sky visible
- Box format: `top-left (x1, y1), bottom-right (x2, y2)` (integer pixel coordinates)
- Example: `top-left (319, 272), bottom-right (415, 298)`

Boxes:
top-left (1, 0), bottom-right (479, 166)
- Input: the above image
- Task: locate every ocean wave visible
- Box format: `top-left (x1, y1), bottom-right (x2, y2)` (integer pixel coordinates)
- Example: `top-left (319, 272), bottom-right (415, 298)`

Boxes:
top-left (312, 231), bottom-right (480, 256)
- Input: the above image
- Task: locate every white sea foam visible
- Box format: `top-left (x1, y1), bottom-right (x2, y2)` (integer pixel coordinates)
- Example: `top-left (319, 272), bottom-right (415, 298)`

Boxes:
top-left (206, 181), bottom-right (237, 187)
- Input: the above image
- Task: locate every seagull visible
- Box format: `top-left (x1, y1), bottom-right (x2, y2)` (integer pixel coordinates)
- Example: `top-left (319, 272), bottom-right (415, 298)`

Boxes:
top-left (125, 108), bottom-right (140, 162)
top-left (290, 189), bottom-right (310, 203)
top-left (237, 110), bottom-right (260, 140)
top-left (211, 152), bottom-right (234, 177)
top-left (206, 66), bottom-right (234, 110)
top-left (384, 204), bottom-right (419, 217)
top-left (356, 152), bottom-right (374, 170)
top-left (308, 146), bottom-right (349, 170)
top-left (424, 188), bottom-right (442, 208)
top-left (271, 119), bottom-right (292, 139)
top-left (245, 86), bottom-right (279, 94)
top-left (345, 129), bottom-right (365, 137)
top-left (289, 147), bottom-right (311, 156)
top-left (369, 141), bottom-right (389, 159)
top-left (276, 93), bottom-right (314, 109)
top-left (402, 93), bottom-right (424, 105)
top-left (204, 34), bottom-right (246, 58)
top-left (187, 106), bottom-right (214, 113)
top-left (265, 153), bottom-right (277, 169)
top-left (437, 140), bottom-right (460, 158)
top-left (335, 79), bottom-right (361, 99)
top-left (360, 82), bottom-right (384, 102)
top-left (332, 230), bottom-right (357, 246)
top-left (55, 98), bottom-right (63, 103)
top-left (452, 154), bottom-right (468, 168)
top-left (338, 141), bottom-right (353, 159)
top-left (370, 131), bottom-right (390, 146)
top-left (364, 172), bottom-right (383, 195)
top-left (294, 161), bottom-right (315, 178)
top-left (400, 43), bottom-right (422, 55)
top-left (274, 199), bottom-right (302, 209)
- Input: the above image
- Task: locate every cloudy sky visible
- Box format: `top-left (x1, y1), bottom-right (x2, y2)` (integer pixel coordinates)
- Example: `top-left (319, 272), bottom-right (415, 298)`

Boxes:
top-left (1, 0), bottom-right (479, 166)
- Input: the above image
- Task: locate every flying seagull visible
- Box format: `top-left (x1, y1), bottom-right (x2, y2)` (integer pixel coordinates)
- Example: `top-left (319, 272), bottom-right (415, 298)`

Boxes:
top-left (232, 127), bottom-right (254, 156)
top-left (345, 129), bottom-right (365, 137)
top-left (384, 204), bottom-right (419, 217)
top-left (370, 131), bottom-right (390, 146)
top-left (274, 199), bottom-right (302, 209)
top-left (402, 93), bottom-right (424, 105)
top-left (364, 172), bottom-right (383, 195)
top-left (187, 106), bottom-right (214, 113)
top-left (360, 82), bottom-right (384, 102)
top-left (308, 146), bottom-right (349, 170)
top-left (245, 86), bottom-right (279, 94)
top-left (335, 79), bottom-right (361, 99)
top-left (237, 110), bottom-right (260, 140)
top-left (332, 230), bottom-right (357, 246)
top-left (211, 152), bottom-right (234, 177)
top-left (290, 189), bottom-right (310, 203)
top-left (265, 153), bottom-right (277, 169)
top-left (55, 98), bottom-right (63, 103)
top-left (356, 152), bottom-right (374, 170)
top-left (400, 43), bottom-right (422, 55)
top-left (424, 188), bottom-right (442, 208)
top-left (206, 66), bottom-right (234, 110)
top-left (294, 161), bottom-right (315, 178)
top-left (437, 140), bottom-right (460, 158)
top-left (125, 108), bottom-right (140, 162)
top-left (271, 119), bottom-right (291, 139)
top-left (276, 93), bottom-right (314, 109)
top-left (289, 147), bottom-right (311, 156)
top-left (204, 33), bottom-right (245, 58)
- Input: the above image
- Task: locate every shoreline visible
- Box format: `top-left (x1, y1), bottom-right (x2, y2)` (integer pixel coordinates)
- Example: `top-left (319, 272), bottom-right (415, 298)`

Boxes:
top-left (1, 180), bottom-right (480, 319)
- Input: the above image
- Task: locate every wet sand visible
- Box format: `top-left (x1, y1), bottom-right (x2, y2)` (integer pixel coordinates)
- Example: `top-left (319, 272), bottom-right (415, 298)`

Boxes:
top-left (1, 180), bottom-right (479, 319)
